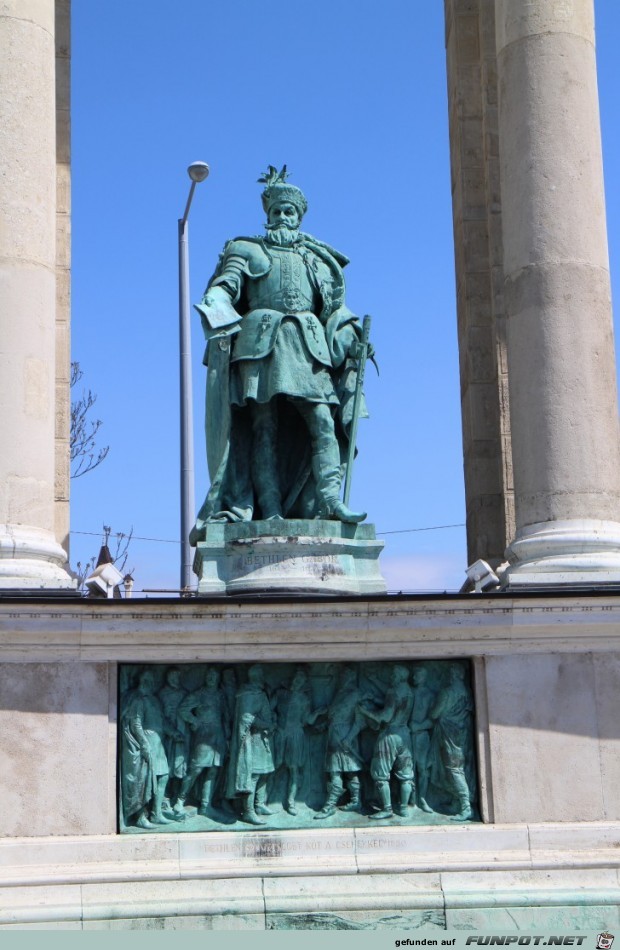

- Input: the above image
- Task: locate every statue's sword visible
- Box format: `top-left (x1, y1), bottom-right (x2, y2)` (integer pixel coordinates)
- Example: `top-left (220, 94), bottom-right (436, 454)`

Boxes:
top-left (343, 315), bottom-right (372, 507)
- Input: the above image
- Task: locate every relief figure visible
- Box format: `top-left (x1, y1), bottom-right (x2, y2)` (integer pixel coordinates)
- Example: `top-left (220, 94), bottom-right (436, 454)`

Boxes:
top-left (273, 668), bottom-right (322, 815)
top-left (359, 664), bottom-right (414, 819)
top-left (429, 665), bottom-right (474, 821)
top-left (158, 666), bottom-right (190, 809)
top-left (408, 665), bottom-right (436, 813)
top-left (120, 670), bottom-right (172, 829)
top-left (174, 667), bottom-right (229, 818)
top-left (226, 664), bottom-right (276, 825)
top-left (314, 666), bottom-right (364, 818)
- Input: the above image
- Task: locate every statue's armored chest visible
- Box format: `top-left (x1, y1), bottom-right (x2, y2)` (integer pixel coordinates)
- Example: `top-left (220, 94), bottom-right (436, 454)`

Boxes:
top-left (247, 247), bottom-right (318, 313)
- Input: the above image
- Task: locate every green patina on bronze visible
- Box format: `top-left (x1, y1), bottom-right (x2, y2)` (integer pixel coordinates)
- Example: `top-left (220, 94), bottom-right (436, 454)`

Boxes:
top-left (190, 166), bottom-right (374, 539)
top-left (119, 660), bottom-right (477, 833)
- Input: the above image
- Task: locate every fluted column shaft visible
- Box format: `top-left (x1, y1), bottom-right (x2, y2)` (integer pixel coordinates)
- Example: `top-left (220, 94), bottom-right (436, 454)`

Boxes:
top-left (0, 0), bottom-right (72, 587)
top-left (496, 0), bottom-right (620, 584)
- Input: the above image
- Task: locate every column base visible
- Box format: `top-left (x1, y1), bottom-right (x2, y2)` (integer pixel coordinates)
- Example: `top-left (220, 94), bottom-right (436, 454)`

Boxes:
top-left (193, 519), bottom-right (386, 596)
top-left (503, 518), bottom-right (620, 588)
top-left (0, 524), bottom-right (76, 590)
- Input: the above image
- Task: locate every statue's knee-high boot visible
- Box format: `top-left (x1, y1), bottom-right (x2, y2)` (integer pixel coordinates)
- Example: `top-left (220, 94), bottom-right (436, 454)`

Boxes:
top-left (151, 775), bottom-right (173, 824)
top-left (397, 780), bottom-right (412, 817)
top-left (448, 768), bottom-right (472, 821)
top-left (286, 768), bottom-right (299, 815)
top-left (174, 769), bottom-right (199, 815)
top-left (255, 777), bottom-right (274, 816)
top-left (313, 441), bottom-right (366, 524)
top-left (418, 770), bottom-right (433, 812)
top-left (314, 775), bottom-right (342, 819)
top-left (369, 779), bottom-right (393, 819)
top-left (241, 790), bottom-right (266, 826)
top-left (198, 772), bottom-right (215, 817)
top-left (299, 402), bottom-right (366, 524)
top-left (341, 775), bottom-right (361, 812)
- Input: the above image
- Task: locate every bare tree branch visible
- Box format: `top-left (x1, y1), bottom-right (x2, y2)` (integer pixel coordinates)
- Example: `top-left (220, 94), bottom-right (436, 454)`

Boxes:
top-left (75, 557), bottom-right (96, 592)
top-left (70, 361), bottom-right (110, 478)
top-left (103, 524), bottom-right (135, 576)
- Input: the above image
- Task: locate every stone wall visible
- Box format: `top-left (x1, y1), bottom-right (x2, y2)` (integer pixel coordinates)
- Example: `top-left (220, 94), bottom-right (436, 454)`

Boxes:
top-left (1, 596), bottom-right (619, 835)
top-left (0, 596), bottom-right (619, 927)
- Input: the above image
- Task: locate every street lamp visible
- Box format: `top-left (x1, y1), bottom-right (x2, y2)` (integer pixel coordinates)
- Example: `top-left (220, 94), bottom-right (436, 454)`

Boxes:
top-left (179, 160), bottom-right (209, 593)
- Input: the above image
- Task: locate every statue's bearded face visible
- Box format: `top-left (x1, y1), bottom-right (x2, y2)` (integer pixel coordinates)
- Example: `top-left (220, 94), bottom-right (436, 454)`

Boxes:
top-left (266, 200), bottom-right (301, 245)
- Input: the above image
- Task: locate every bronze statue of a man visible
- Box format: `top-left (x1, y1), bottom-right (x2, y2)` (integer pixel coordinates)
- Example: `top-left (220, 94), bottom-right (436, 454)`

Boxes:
top-left (191, 166), bottom-right (369, 536)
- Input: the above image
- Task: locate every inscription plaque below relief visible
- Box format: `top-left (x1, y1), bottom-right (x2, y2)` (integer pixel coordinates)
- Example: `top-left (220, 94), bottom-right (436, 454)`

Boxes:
top-left (118, 660), bottom-right (478, 833)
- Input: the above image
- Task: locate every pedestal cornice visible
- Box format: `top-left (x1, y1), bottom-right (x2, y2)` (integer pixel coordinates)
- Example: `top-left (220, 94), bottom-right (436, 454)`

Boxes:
top-left (1, 592), bottom-right (620, 662)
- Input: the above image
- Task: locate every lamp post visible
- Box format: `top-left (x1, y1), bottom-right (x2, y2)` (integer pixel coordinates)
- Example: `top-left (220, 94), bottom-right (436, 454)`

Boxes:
top-left (179, 160), bottom-right (209, 593)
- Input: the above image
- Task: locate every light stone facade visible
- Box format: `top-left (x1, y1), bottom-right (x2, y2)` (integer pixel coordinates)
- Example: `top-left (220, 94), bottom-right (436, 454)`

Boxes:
top-left (0, 595), bottom-right (619, 928)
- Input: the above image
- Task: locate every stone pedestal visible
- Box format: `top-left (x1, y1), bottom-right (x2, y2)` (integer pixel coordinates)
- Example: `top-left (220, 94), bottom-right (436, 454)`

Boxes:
top-left (2, 595), bottom-right (620, 929)
top-left (193, 520), bottom-right (386, 596)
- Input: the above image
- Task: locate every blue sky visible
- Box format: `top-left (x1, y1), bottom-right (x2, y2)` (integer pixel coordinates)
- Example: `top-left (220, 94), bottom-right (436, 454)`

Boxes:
top-left (69, 1), bottom-right (620, 594)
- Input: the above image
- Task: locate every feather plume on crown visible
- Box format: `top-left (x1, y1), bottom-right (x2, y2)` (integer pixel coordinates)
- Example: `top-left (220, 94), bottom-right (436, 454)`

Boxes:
top-left (257, 164), bottom-right (290, 186)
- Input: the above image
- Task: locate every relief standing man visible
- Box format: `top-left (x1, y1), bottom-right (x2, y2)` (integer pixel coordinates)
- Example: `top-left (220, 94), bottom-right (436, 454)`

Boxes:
top-left (360, 664), bottom-right (414, 819)
top-left (226, 664), bottom-right (276, 825)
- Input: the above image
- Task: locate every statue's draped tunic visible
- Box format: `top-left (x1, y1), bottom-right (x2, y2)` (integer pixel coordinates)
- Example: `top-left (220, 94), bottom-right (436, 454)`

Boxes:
top-left (121, 691), bottom-right (168, 820)
top-left (226, 684), bottom-right (275, 796)
top-left (274, 688), bottom-right (312, 769)
top-left (409, 684), bottom-right (436, 770)
top-left (159, 684), bottom-right (189, 780)
top-left (179, 686), bottom-right (228, 769)
top-left (430, 680), bottom-right (475, 795)
top-left (323, 686), bottom-right (363, 774)
top-left (369, 682), bottom-right (414, 782)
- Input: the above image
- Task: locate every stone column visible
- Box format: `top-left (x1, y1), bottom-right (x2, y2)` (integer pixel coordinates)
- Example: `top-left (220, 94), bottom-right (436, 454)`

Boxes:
top-left (445, 0), bottom-right (514, 569)
top-left (0, 0), bottom-right (73, 588)
top-left (496, 0), bottom-right (620, 585)
top-left (55, 0), bottom-right (71, 555)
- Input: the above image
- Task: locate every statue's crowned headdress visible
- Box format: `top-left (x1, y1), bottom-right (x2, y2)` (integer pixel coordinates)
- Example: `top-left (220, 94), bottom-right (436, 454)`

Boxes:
top-left (259, 165), bottom-right (308, 219)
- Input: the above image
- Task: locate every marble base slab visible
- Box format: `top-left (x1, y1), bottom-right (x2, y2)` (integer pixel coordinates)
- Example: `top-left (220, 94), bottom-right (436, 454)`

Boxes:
top-left (193, 519), bottom-right (386, 596)
top-left (2, 822), bottom-right (619, 888)
top-left (1, 827), bottom-right (620, 929)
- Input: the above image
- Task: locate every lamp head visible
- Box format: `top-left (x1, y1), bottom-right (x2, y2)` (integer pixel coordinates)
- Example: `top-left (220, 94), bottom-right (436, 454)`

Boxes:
top-left (188, 161), bottom-right (210, 183)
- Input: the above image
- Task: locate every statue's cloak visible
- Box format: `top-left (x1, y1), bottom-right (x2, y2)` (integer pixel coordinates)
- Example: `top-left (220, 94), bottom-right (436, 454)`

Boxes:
top-left (120, 691), bottom-right (159, 822)
top-left (190, 233), bottom-right (366, 537)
